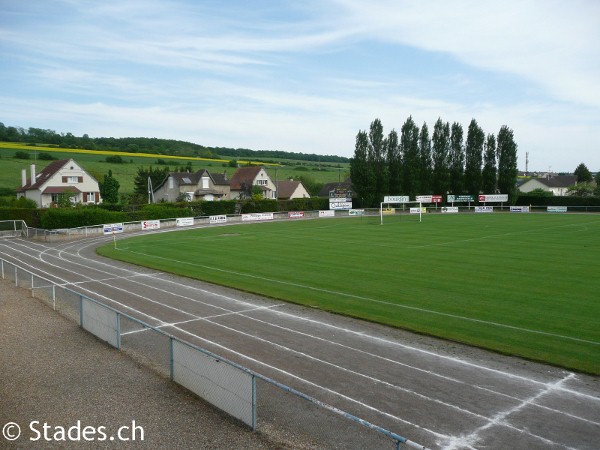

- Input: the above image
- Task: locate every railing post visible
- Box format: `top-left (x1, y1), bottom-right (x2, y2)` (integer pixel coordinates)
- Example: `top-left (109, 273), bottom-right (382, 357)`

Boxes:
top-left (169, 337), bottom-right (174, 382)
top-left (116, 313), bottom-right (121, 349)
top-left (15, 266), bottom-right (18, 286)
top-left (31, 274), bottom-right (34, 297)
top-left (52, 285), bottom-right (56, 310)
top-left (1, 259), bottom-right (4, 279)
top-left (79, 295), bottom-right (84, 327)
top-left (252, 375), bottom-right (257, 431)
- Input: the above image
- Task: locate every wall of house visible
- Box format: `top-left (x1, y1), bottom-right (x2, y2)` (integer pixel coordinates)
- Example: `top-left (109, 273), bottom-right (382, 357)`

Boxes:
top-left (518, 179), bottom-right (548, 193)
top-left (255, 168), bottom-right (277, 199)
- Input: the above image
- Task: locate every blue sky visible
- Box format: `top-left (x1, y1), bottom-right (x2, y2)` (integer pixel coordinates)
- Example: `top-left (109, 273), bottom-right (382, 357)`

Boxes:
top-left (1, 0), bottom-right (599, 172)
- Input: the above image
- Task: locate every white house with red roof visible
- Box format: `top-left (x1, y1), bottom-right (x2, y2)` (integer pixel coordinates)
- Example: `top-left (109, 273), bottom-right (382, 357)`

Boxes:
top-left (275, 179), bottom-right (310, 200)
top-left (229, 166), bottom-right (276, 200)
top-left (16, 159), bottom-right (101, 207)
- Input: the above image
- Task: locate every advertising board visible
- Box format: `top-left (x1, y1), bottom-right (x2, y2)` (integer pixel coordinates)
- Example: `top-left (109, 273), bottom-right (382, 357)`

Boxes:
top-left (241, 212), bottom-right (274, 222)
top-left (349, 209), bottom-right (365, 216)
top-left (382, 208), bottom-right (395, 215)
top-left (510, 206), bottom-right (530, 213)
top-left (410, 207), bottom-right (426, 214)
top-left (209, 215), bottom-right (227, 224)
top-left (441, 207), bottom-right (459, 213)
top-left (176, 217), bottom-right (194, 227)
top-left (318, 210), bottom-right (335, 217)
top-left (288, 211), bottom-right (305, 219)
top-left (103, 223), bottom-right (124, 235)
top-left (141, 220), bottom-right (160, 230)
top-left (478, 194), bottom-right (508, 202)
top-left (329, 201), bottom-right (353, 210)
top-left (475, 206), bottom-right (494, 213)
top-left (384, 196), bottom-right (409, 203)
top-left (447, 195), bottom-right (474, 203)
top-left (547, 206), bottom-right (567, 213)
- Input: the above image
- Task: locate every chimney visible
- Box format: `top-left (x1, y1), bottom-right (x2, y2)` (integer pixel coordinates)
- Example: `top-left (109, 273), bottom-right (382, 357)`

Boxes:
top-left (21, 169), bottom-right (27, 187)
top-left (30, 164), bottom-right (36, 185)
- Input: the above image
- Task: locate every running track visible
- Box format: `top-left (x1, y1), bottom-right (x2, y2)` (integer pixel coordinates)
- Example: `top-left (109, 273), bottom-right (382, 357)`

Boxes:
top-left (1, 229), bottom-right (599, 449)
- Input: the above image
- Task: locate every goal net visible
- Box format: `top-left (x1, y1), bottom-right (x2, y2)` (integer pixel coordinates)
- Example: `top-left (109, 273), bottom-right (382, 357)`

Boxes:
top-left (379, 201), bottom-right (423, 225)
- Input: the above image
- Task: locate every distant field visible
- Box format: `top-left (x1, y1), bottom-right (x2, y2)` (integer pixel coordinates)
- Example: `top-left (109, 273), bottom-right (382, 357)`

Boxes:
top-left (0, 143), bottom-right (348, 194)
top-left (97, 213), bottom-right (600, 374)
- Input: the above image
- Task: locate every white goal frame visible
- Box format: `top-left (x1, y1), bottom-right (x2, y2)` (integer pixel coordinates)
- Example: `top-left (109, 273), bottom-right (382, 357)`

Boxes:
top-left (379, 201), bottom-right (423, 225)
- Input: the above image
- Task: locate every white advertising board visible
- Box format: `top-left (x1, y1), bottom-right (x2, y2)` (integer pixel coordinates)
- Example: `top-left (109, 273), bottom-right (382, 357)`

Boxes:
top-left (510, 206), bottom-right (530, 213)
top-left (441, 207), bottom-right (459, 213)
top-left (319, 210), bottom-right (335, 217)
top-left (288, 211), bottom-right (305, 219)
top-left (415, 195), bottom-right (432, 203)
top-left (141, 220), bottom-right (160, 230)
top-left (410, 207), bottom-right (426, 214)
top-left (103, 223), bottom-right (124, 235)
top-left (241, 212), bottom-right (274, 222)
top-left (209, 215), bottom-right (227, 224)
top-left (384, 196), bottom-right (409, 203)
top-left (475, 206), bottom-right (494, 213)
top-left (349, 209), bottom-right (365, 216)
top-left (478, 194), bottom-right (508, 202)
top-left (329, 201), bottom-right (353, 210)
top-left (176, 217), bottom-right (194, 227)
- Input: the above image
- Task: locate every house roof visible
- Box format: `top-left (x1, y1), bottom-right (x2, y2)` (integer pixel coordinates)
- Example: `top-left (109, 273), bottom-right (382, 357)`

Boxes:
top-left (17, 159), bottom-right (71, 192)
top-left (154, 169), bottom-right (231, 191)
top-left (42, 186), bottom-right (81, 194)
top-left (276, 180), bottom-right (302, 199)
top-left (229, 166), bottom-right (263, 190)
top-left (527, 175), bottom-right (577, 188)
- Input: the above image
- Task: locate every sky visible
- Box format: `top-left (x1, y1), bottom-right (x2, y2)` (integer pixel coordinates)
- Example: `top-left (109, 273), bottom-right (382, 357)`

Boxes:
top-left (1, 0), bottom-right (599, 172)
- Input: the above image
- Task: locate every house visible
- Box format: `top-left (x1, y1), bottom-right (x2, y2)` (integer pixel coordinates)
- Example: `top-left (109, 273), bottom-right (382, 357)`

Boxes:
top-left (518, 175), bottom-right (577, 196)
top-left (153, 169), bottom-right (230, 202)
top-left (16, 159), bottom-right (101, 207)
top-left (276, 180), bottom-right (310, 200)
top-left (229, 166), bottom-right (276, 200)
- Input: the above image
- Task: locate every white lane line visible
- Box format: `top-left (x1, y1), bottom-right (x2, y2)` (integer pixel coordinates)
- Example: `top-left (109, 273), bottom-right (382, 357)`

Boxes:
top-left (441, 374), bottom-right (579, 450)
top-left (121, 304), bottom-right (285, 336)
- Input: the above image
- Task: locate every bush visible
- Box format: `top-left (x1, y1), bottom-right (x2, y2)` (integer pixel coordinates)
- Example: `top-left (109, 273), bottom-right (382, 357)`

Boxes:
top-left (38, 152), bottom-right (56, 161)
top-left (14, 151), bottom-right (30, 159)
top-left (105, 155), bottom-right (124, 164)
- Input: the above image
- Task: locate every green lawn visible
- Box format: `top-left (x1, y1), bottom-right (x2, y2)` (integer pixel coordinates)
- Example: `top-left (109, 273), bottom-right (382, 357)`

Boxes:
top-left (97, 213), bottom-right (600, 374)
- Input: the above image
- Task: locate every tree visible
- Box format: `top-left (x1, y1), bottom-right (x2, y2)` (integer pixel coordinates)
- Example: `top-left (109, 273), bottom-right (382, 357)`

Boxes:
top-left (567, 183), bottom-right (595, 197)
top-left (464, 119), bottom-right (485, 195)
top-left (418, 122), bottom-right (432, 194)
top-left (133, 166), bottom-right (170, 198)
top-left (386, 129), bottom-right (402, 195)
top-left (596, 171), bottom-right (600, 197)
top-left (481, 134), bottom-right (497, 193)
top-left (99, 170), bottom-right (120, 204)
top-left (449, 122), bottom-right (464, 194)
top-left (400, 116), bottom-right (420, 198)
top-left (350, 130), bottom-right (375, 207)
top-left (369, 119), bottom-right (388, 203)
top-left (431, 118), bottom-right (450, 194)
top-left (496, 125), bottom-right (518, 200)
top-left (574, 163), bottom-right (593, 183)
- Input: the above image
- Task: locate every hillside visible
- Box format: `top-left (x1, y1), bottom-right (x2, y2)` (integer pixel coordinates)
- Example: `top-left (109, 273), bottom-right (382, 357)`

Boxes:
top-left (0, 122), bottom-right (350, 164)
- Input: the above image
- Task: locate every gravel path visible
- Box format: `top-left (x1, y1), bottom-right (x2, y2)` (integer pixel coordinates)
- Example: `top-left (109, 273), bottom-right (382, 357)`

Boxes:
top-left (0, 280), bottom-right (291, 449)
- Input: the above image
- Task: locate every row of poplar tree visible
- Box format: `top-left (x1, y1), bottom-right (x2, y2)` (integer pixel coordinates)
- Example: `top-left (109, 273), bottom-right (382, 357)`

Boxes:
top-left (350, 117), bottom-right (518, 207)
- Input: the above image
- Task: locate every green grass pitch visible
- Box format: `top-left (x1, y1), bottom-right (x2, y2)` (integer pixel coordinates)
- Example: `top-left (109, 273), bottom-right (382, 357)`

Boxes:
top-left (97, 213), bottom-right (600, 374)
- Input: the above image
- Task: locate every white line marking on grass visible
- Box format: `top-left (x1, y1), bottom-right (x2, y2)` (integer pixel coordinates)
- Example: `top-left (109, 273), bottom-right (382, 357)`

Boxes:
top-left (116, 248), bottom-right (600, 346)
top-left (441, 374), bottom-right (579, 450)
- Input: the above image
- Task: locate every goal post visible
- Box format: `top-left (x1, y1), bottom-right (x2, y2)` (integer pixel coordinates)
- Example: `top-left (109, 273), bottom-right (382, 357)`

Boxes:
top-left (380, 199), bottom-right (423, 225)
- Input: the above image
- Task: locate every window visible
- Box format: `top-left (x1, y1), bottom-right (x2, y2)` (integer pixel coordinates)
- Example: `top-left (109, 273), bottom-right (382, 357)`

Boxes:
top-left (202, 177), bottom-right (209, 189)
top-left (67, 176), bottom-right (79, 184)
top-left (87, 192), bottom-right (95, 203)
top-left (257, 179), bottom-right (267, 186)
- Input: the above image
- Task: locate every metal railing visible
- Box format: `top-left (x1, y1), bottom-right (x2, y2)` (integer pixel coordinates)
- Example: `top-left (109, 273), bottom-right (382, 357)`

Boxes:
top-left (0, 257), bottom-right (428, 450)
